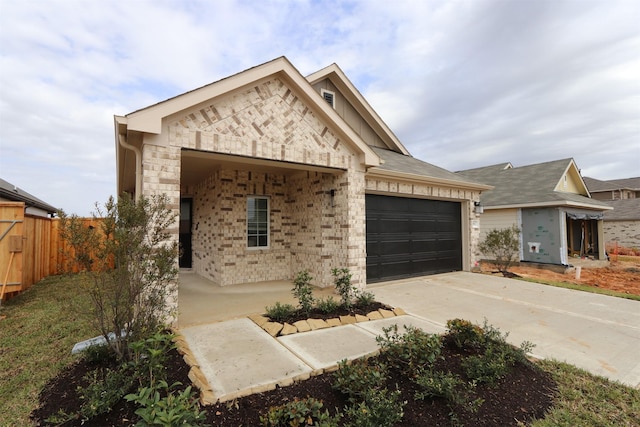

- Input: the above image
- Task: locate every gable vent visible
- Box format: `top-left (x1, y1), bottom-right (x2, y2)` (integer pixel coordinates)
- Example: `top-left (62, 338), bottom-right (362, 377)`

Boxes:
top-left (321, 89), bottom-right (335, 109)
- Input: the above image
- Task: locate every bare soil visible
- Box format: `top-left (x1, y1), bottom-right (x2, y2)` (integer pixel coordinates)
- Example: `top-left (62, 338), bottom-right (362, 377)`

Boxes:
top-left (484, 256), bottom-right (640, 296)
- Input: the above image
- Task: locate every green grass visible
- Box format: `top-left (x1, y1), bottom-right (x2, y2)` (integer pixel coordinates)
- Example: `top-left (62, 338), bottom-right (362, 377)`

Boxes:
top-left (0, 274), bottom-right (95, 427)
top-left (2, 274), bottom-right (639, 426)
top-left (517, 277), bottom-right (640, 301)
top-left (533, 360), bottom-right (640, 426)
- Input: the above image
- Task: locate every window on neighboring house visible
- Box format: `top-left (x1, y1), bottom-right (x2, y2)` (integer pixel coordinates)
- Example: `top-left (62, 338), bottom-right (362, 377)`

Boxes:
top-left (247, 196), bottom-right (269, 248)
top-left (321, 89), bottom-right (335, 109)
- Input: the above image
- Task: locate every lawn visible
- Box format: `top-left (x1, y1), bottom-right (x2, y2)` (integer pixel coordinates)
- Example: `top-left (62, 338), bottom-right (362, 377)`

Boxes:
top-left (2, 274), bottom-right (639, 426)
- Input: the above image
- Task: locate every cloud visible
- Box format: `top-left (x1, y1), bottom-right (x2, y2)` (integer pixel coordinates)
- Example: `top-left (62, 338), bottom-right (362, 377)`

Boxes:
top-left (1, 0), bottom-right (638, 215)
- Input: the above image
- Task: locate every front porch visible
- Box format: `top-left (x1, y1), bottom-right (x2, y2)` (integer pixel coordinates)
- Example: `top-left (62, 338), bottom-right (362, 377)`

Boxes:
top-left (177, 270), bottom-right (337, 327)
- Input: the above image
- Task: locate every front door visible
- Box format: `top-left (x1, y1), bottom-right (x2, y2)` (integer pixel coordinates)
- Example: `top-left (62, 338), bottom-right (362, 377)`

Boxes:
top-left (179, 198), bottom-right (192, 268)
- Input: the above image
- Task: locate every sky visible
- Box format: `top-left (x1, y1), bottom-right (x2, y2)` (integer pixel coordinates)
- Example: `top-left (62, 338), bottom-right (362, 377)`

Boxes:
top-left (1, 0), bottom-right (639, 216)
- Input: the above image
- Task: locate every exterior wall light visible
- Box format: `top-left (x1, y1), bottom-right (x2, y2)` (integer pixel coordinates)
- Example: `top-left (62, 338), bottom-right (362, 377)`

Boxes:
top-left (474, 201), bottom-right (484, 214)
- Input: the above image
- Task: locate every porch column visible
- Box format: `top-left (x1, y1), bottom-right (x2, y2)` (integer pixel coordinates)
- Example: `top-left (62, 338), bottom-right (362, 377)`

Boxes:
top-left (344, 166), bottom-right (367, 289)
top-left (141, 142), bottom-right (181, 323)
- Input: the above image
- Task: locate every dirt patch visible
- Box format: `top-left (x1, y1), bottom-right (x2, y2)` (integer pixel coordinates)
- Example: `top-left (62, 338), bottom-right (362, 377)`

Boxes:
top-left (483, 256), bottom-right (640, 296)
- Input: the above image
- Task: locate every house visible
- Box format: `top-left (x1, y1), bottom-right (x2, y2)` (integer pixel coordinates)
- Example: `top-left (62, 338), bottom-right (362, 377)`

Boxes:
top-left (583, 176), bottom-right (640, 248)
top-left (456, 159), bottom-right (612, 265)
top-left (0, 178), bottom-right (57, 217)
top-left (114, 57), bottom-right (490, 296)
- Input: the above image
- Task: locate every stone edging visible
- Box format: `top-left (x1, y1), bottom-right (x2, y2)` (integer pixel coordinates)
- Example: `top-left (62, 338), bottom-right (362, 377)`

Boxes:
top-left (171, 329), bottom-right (217, 405)
top-left (172, 307), bottom-right (409, 405)
top-left (248, 307), bottom-right (408, 337)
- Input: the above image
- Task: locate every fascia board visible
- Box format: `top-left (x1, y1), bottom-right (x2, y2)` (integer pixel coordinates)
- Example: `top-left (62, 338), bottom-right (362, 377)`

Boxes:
top-left (122, 58), bottom-right (380, 168)
top-left (367, 168), bottom-right (493, 192)
top-left (483, 200), bottom-right (613, 211)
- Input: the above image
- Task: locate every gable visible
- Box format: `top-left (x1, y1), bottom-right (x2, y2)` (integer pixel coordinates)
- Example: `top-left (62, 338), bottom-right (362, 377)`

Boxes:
top-left (166, 76), bottom-right (362, 171)
top-left (553, 161), bottom-right (589, 196)
top-left (306, 64), bottom-right (410, 155)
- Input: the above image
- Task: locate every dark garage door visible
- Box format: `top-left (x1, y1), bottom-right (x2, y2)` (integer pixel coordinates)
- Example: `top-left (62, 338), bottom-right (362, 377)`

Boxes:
top-left (366, 194), bottom-right (462, 282)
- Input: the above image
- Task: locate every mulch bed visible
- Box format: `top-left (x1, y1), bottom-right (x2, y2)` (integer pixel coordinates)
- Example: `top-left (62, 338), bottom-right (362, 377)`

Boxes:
top-left (31, 335), bottom-right (557, 426)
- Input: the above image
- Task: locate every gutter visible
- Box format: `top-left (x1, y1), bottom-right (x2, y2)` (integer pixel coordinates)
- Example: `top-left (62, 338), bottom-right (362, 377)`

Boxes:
top-left (117, 133), bottom-right (142, 199)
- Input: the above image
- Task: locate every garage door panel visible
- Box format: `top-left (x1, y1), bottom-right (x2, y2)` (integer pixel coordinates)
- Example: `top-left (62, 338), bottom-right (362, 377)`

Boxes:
top-left (366, 194), bottom-right (462, 282)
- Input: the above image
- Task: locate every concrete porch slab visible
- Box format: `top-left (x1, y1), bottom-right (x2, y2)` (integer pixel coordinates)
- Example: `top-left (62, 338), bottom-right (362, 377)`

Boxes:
top-left (277, 324), bottom-right (380, 371)
top-left (180, 318), bottom-right (313, 401)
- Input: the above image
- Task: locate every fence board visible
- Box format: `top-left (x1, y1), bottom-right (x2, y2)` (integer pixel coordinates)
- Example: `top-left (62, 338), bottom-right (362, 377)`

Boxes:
top-left (1, 201), bottom-right (101, 300)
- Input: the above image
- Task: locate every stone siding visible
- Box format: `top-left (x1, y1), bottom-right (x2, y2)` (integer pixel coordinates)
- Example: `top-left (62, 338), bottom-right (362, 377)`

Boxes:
top-left (604, 221), bottom-right (640, 249)
top-left (166, 77), bottom-right (365, 287)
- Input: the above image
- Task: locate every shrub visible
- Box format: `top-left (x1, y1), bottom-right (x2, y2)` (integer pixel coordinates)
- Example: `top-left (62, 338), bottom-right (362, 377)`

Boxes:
top-left (125, 380), bottom-right (206, 427)
top-left (59, 194), bottom-right (179, 361)
top-left (332, 268), bottom-right (357, 308)
top-left (355, 291), bottom-right (375, 307)
top-left (332, 359), bottom-right (388, 401)
top-left (342, 388), bottom-right (405, 427)
top-left (478, 225), bottom-right (521, 275)
top-left (376, 325), bottom-right (443, 376)
top-left (265, 302), bottom-right (297, 322)
top-left (292, 270), bottom-right (315, 315)
top-left (460, 321), bottom-right (536, 385)
top-left (260, 397), bottom-right (339, 427)
top-left (316, 296), bottom-right (340, 314)
top-left (78, 367), bottom-right (135, 420)
top-left (446, 318), bottom-right (485, 350)
top-left (128, 330), bottom-right (176, 385)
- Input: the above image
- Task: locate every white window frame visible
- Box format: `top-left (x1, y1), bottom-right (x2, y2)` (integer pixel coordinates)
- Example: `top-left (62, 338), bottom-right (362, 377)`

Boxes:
top-left (247, 196), bottom-right (269, 249)
top-left (320, 88), bottom-right (335, 109)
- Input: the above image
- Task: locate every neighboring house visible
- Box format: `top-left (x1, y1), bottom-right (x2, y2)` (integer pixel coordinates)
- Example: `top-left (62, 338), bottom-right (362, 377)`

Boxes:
top-left (457, 159), bottom-right (612, 265)
top-left (583, 176), bottom-right (640, 201)
top-left (584, 176), bottom-right (640, 248)
top-left (0, 178), bottom-right (57, 217)
top-left (114, 57), bottom-right (490, 296)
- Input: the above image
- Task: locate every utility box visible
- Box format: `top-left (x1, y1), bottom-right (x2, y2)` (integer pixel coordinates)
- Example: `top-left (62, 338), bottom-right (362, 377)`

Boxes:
top-left (9, 235), bottom-right (23, 253)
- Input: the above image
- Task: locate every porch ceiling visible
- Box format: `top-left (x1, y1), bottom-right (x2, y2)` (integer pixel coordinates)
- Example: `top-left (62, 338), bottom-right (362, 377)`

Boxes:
top-left (180, 149), bottom-right (346, 187)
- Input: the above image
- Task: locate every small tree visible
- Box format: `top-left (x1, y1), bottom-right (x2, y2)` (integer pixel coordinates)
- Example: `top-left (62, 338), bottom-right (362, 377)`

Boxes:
top-left (292, 270), bottom-right (315, 315)
top-left (477, 225), bottom-right (521, 276)
top-left (59, 194), bottom-right (179, 361)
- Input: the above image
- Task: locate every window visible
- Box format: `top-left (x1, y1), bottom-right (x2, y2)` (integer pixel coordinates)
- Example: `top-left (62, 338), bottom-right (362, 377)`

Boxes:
top-left (321, 89), bottom-right (335, 108)
top-left (247, 197), bottom-right (269, 248)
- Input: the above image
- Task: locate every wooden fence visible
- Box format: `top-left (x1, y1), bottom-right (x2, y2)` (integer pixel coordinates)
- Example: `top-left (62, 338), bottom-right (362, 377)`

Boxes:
top-left (0, 202), bottom-right (100, 301)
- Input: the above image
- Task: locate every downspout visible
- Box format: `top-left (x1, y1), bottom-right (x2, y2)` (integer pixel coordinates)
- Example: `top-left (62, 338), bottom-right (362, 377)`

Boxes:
top-left (118, 134), bottom-right (142, 200)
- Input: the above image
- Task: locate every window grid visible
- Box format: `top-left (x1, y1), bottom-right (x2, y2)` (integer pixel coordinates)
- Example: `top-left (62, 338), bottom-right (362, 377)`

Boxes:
top-left (247, 197), bottom-right (269, 248)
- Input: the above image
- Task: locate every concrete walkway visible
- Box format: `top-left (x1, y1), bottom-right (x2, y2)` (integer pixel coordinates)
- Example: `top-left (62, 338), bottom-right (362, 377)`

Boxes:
top-left (177, 271), bottom-right (640, 403)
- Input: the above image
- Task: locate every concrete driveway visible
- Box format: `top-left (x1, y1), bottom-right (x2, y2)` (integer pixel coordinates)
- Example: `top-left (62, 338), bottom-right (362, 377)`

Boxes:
top-left (370, 272), bottom-right (640, 387)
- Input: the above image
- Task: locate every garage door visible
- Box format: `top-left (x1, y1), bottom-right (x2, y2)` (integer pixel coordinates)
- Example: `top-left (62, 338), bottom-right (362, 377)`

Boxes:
top-left (366, 194), bottom-right (462, 282)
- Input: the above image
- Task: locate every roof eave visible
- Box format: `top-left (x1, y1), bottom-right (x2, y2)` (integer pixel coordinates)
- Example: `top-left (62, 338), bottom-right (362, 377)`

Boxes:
top-left (483, 200), bottom-right (614, 211)
top-left (367, 168), bottom-right (493, 192)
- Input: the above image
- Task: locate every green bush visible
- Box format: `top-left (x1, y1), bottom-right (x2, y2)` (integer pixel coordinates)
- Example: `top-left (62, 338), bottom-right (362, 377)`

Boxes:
top-left (128, 330), bottom-right (176, 385)
top-left (292, 270), bottom-right (315, 315)
top-left (125, 380), bottom-right (206, 426)
top-left (446, 318), bottom-right (485, 349)
top-left (342, 388), bottom-right (405, 427)
top-left (332, 359), bottom-right (388, 401)
top-left (265, 302), bottom-right (297, 322)
top-left (355, 291), bottom-right (375, 307)
top-left (478, 225), bottom-right (521, 275)
top-left (78, 367), bottom-right (135, 420)
top-left (260, 397), bottom-right (339, 427)
top-left (332, 268), bottom-right (357, 308)
top-left (316, 296), bottom-right (340, 314)
top-left (459, 321), bottom-right (535, 385)
top-left (376, 325), bottom-right (443, 376)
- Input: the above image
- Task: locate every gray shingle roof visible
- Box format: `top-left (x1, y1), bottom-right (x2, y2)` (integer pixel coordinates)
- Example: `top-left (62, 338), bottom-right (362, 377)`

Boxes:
top-left (456, 159), bottom-right (611, 209)
top-left (601, 198), bottom-right (640, 220)
top-left (584, 176), bottom-right (640, 192)
top-left (0, 178), bottom-right (58, 214)
top-left (369, 146), bottom-right (484, 186)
